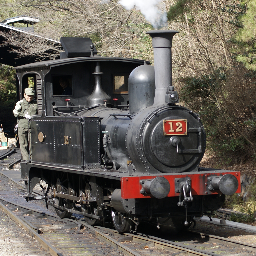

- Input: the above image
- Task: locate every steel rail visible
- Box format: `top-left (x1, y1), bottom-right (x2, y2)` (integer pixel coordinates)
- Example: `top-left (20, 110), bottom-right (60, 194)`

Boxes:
top-left (0, 200), bottom-right (63, 256)
top-left (0, 146), bottom-right (16, 160)
top-left (0, 197), bottom-right (58, 220)
top-left (127, 233), bottom-right (212, 256)
top-left (91, 224), bottom-right (142, 256)
top-left (0, 172), bottom-right (26, 190)
top-left (8, 157), bottom-right (21, 168)
top-left (196, 231), bottom-right (256, 252)
top-left (97, 225), bottom-right (256, 256)
top-left (96, 226), bottom-right (209, 256)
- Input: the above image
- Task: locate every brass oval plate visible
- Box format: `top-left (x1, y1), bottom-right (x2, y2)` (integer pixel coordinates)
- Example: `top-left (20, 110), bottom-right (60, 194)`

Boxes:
top-left (38, 132), bottom-right (45, 142)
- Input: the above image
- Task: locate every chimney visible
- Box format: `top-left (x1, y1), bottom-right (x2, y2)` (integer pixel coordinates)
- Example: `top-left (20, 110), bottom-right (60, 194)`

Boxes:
top-left (147, 30), bottom-right (179, 106)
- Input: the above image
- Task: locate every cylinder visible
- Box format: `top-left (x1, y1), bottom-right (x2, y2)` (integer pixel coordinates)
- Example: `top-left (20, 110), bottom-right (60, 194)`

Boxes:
top-left (147, 30), bottom-right (179, 106)
top-left (111, 189), bottom-right (126, 213)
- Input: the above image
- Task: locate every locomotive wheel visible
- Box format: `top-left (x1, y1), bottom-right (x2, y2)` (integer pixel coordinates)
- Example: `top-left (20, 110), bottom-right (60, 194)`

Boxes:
top-left (54, 198), bottom-right (72, 219)
top-left (111, 211), bottom-right (132, 233)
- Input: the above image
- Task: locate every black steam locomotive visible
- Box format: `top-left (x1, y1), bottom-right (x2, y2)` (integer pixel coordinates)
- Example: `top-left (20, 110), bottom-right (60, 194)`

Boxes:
top-left (17, 31), bottom-right (240, 233)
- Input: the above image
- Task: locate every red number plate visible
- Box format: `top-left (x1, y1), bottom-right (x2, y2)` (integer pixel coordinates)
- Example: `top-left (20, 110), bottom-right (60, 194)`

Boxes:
top-left (163, 119), bottom-right (187, 135)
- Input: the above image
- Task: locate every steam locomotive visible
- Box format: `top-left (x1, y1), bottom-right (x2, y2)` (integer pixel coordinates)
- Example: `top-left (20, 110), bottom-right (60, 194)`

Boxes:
top-left (17, 30), bottom-right (240, 233)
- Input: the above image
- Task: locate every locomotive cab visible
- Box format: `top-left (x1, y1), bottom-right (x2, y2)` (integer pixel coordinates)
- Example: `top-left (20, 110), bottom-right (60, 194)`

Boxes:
top-left (17, 60), bottom-right (143, 117)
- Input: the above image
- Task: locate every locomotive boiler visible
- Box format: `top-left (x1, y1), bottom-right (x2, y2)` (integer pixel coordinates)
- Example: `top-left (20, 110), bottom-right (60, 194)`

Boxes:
top-left (16, 30), bottom-right (241, 233)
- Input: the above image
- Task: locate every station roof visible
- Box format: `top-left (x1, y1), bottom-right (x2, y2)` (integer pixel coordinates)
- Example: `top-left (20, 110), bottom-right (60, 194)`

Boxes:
top-left (1, 16), bottom-right (40, 25)
top-left (0, 17), bottom-right (61, 67)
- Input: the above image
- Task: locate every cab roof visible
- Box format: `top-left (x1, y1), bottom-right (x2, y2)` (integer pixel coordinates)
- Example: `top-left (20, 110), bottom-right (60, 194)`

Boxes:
top-left (16, 56), bottom-right (147, 71)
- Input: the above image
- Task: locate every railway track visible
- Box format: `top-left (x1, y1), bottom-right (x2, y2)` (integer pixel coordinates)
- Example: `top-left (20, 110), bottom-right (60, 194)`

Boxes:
top-left (0, 197), bottom-right (138, 256)
top-left (3, 191), bottom-right (256, 256)
top-left (95, 225), bottom-right (256, 256)
top-left (0, 148), bottom-right (256, 255)
top-left (0, 145), bottom-right (21, 169)
top-left (0, 146), bottom-right (16, 159)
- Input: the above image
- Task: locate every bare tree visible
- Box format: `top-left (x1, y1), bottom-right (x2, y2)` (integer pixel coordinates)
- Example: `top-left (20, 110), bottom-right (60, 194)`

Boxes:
top-left (166, 0), bottom-right (256, 162)
top-left (0, 29), bottom-right (61, 61)
top-left (22, 0), bottom-right (154, 59)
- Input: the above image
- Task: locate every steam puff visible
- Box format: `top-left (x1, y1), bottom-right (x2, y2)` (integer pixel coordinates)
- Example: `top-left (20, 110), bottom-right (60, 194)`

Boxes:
top-left (102, 0), bottom-right (167, 29)
top-left (110, 148), bottom-right (129, 169)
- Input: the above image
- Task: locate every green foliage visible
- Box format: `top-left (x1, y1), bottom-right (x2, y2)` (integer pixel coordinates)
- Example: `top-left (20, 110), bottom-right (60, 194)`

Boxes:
top-left (236, 0), bottom-right (256, 41)
top-left (221, 3), bottom-right (246, 28)
top-left (235, 0), bottom-right (256, 70)
top-left (87, 32), bottom-right (102, 50)
top-left (168, 0), bottom-right (256, 164)
top-left (180, 66), bottom-right (256, 163)
top-left (224, 181), bottom-right (256, 224)
top-left (125, 22), bottom-right (154, 61)
top-left (224, 193), bottom-right (243, 208)
top-left (167, 0), bottom-right (191, 21)
top-left (0, 64), bottom-right (16, 107)
top-left (180, 68), bottom-right (225, 131)
top-left (168, 1), bottom-right (256, 163)
top-left (229, 210), bottom-right (255, 223)
top-left (0, 64), bottom-right (17, 134)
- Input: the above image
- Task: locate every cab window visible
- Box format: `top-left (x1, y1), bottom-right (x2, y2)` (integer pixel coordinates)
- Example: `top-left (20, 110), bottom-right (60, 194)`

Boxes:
top-left (52, 75), bottom-right (72, 96)
top-left (113, 75), bottom-right (128, 94)
top-left (22, 74), bottom-right (37, 99)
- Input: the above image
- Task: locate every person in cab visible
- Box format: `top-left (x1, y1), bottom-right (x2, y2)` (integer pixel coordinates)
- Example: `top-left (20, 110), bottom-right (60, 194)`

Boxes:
top-left (13, 88), bottom-right (37, 162)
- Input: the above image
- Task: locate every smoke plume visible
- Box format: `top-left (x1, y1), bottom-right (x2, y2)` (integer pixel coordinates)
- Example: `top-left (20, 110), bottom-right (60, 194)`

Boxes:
top-left (102, 0), bottom-right (167, 29)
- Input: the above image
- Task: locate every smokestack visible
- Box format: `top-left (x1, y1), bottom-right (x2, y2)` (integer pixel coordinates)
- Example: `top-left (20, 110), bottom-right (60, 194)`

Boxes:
top-left (147, 30), bottom-right (179, 106)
